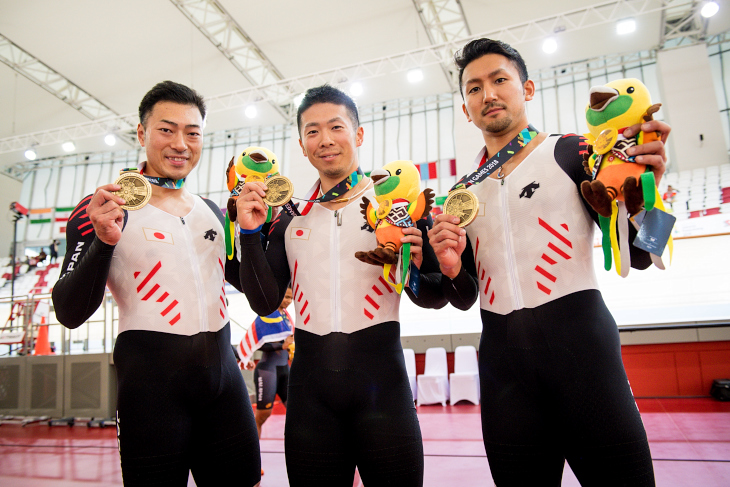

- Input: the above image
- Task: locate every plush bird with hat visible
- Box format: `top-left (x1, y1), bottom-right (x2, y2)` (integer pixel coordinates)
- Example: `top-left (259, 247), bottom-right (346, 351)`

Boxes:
top-left (580, 78), bottom-right (672, 275)
top-left (356, 160), bottom-right (434, 292)
top-left (224, 146), bottom-right (280, 259)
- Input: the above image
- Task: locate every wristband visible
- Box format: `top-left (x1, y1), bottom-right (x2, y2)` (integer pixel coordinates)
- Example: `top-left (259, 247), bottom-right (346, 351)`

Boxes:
top-left (240, 225), bottom-right (263, 235)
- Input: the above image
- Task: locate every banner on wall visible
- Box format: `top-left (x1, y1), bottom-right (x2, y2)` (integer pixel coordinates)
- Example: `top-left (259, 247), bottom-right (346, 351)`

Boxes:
top-left (672, 212), bottom-right (730, 237)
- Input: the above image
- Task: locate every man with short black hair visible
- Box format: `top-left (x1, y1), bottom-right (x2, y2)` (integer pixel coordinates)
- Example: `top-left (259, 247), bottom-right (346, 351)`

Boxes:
top-left (52, 80), bottom-right (261, 486)
top-left (429, 38), bottom-right (670, 486)
top-left (236, 84), bottom-right (445, 486)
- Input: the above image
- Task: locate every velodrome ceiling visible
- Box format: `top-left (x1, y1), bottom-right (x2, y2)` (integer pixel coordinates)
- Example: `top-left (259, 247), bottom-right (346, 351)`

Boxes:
top-left (1, 0), bottom-right (729, 171)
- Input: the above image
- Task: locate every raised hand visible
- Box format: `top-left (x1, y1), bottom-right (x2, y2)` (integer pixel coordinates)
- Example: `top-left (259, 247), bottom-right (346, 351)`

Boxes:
top-left (87, 184), bottom-right (126, 245)
top-left (427, 214), bottom-right (467, 279)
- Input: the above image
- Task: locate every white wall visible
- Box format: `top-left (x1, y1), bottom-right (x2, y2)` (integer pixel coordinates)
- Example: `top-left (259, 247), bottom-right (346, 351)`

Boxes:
top-left (286, 125), bottom-right (319, 190)
top-left (452, 93), bottom-right (484, 176)
top-left (657, 44), bottom-right (728, 171)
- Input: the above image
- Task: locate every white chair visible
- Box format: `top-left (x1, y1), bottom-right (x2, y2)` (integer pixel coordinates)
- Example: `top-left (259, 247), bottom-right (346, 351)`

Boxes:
top-left (417, 347), bottom-right (449, 406)
top-left (449, 346), bottom-right (480, 405)
top-left (402, 348), bottom-right (417, 401)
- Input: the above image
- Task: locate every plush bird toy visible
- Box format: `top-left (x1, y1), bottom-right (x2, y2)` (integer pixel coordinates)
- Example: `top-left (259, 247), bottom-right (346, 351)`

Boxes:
top-left (224, 146), bottom-right (280, 260)
top-left (580, 78), bottom-right (672, 276)
top-left (355, 160), bottom-right (434, 293)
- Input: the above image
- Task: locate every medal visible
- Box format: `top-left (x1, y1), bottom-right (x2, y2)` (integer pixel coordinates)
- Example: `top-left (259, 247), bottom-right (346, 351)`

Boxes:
top-left (376, 199), bottom-right (392, 220)
top-left (245, 174), bottom-right (265, 183)
top-left (281, 167), bottom-right (364, 217)
top-left (263, 175), bottom-right (294, 207)
top-left (593, 128), bottom-right (618, 155)
top-left (443, 188), bottom-right (478, 227)
top-left (114, 170), bottom-right (151, 211)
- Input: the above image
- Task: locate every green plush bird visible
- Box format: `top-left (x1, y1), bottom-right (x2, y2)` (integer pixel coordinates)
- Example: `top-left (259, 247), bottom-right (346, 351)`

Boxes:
top-left (224, 146), bottom-right (280, 259)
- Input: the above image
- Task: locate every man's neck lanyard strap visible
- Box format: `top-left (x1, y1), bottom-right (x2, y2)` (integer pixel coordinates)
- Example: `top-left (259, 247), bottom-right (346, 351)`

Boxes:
top-left (450, 125), bottom-right (538, 191)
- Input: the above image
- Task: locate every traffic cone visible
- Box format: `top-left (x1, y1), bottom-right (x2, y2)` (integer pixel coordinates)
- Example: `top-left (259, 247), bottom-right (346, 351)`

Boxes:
top-left (34, 320), bottom-right (52, 355)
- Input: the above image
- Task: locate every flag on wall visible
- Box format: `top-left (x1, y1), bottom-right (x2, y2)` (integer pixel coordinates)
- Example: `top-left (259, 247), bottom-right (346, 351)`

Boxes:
top-left (29, 208), bottom-right (52, 224)
top-left (415, 159), bottom-right (457, 180)
top-left (417, 162), bottom-right (437, 180)
top-left (53, 206), bottom-right (75, 236)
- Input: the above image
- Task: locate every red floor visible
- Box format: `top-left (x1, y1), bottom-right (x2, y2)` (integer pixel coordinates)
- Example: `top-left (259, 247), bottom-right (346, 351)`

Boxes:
top-left (1, 398), bottom-right (729, 486)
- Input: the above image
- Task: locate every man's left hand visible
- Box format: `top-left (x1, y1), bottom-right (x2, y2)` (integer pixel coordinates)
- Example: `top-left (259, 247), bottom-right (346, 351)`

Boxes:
top-left (401, 226), bottom-right (423, 269)
top-left (624, 119), bottom-right (671, 185)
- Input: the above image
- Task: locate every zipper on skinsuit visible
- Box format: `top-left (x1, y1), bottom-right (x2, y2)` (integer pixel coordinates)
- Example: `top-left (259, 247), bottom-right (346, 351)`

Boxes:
top-left (500, 182), bottom-right (522, 310)
top-left (180, 215), bottom-right (210, 331)
top-left (331, 209), bottom-right (342, 332)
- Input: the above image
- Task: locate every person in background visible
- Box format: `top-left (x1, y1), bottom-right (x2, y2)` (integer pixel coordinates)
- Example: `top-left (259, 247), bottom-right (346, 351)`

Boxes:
top-left (49, 239), bottom-right (59, 263)
top-left (251, 286), bottom-right (294, 438)
top-left (663, 184), bottom-right (678, 210)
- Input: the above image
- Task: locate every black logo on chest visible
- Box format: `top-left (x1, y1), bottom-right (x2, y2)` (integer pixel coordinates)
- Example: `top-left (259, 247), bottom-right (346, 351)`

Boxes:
top-left (204, 229), bottom-right (217, 241)
top-left (361, 223), bottom-right (375, 233)
top-left (519, 182), bottom-right (540, 199)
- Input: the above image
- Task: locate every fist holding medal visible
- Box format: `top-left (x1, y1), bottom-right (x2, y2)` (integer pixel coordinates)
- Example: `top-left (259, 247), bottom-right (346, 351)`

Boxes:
top-left (443, 188), bottom-right (478, 228)
top-left (86, 168), bottom-right (152, 246)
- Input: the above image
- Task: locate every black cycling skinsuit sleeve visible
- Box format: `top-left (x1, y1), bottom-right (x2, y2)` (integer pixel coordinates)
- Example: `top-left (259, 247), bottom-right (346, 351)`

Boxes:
top-left (403, 215), bottom-right (449, 310)
top-left (52, 195), bottom-right (118, 329)
top-left (238, 211), bottom-right (293, 317)
top-left (554, 134), bottom-right (652, 270)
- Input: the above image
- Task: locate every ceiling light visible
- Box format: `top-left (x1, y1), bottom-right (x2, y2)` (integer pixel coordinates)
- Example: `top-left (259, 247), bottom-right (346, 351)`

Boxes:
top-left (350, 82), bottom-right (363, 97)
top-left (245, 105), bottom-right (257, 119)
top-left (24, 148), bottom-right (37, 161)
top-left (62, 141), bottom-right (75, 152)
top-left (293, 93), bottom-right (305, 107)
top-left (407, 68), bottom-right (424, 83)
top-left (104, 134), bottom-right (116, 146)
top-left (542, 38), bottom-right (557, 54)
top-left (616, 18), bottom-right (636, 35)
top-left (701, 1), bottom-right (719, 18)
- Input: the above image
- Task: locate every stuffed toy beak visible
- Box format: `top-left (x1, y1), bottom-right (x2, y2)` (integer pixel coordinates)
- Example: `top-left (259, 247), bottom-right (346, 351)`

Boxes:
top-left (589, 87), bottom-right (619, 111)
top-left (249, 149), bottom-right (269, 163)
top-left (370, 168), bottom-right (390, 185)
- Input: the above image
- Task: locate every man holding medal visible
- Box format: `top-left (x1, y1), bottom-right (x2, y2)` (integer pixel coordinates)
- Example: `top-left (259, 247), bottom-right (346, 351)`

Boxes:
top-left (235, 84), bottom-right (446, 486)
top-left (52, 81), bottom-right (261, 486)
top-left (428, 39), bottom-right (671, 486)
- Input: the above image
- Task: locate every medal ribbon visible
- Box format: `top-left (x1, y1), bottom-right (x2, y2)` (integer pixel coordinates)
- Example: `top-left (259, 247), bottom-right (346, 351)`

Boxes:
top-left (127, 167), bottom-right (186, 189)
top-left (281, 167), bottom-right (364, 217)
top-left (449, 125), bottom-right (538, 191)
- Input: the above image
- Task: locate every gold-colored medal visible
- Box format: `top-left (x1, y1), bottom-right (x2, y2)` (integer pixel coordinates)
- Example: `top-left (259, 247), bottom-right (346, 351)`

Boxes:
top-left (246, 174), bottom-right (265, 183)
top-left (593, 128), bottom-right (618, 155)
top-left (443, 188), bottom-right (479, 227)
top-left (376, 199), bottom-right (392, 220)
top-left (263, 175), bottom-right (294, 207)
top-left (114, 170), bottom-right (151, 211)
